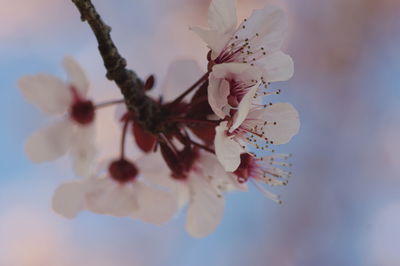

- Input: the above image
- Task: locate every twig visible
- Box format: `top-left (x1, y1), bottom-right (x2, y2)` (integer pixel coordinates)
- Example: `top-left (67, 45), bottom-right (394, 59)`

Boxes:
top-left (71, 0), bottom-right (163, 132)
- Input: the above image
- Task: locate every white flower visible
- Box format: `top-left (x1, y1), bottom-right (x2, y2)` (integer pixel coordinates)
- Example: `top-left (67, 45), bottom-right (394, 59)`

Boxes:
top-left (19, 57), bottom-right (96, 176)
top-left (214, 91), bottom-right (300, 171)
top-left (208, 62), bottom-right (261, 119)
top-left (52, 158), bottom-right (178, 225)
top-left (140, 151), bottom-right (245, 238)
top-left (231, 153), bottom-right (291, 203)
top-left (192, 0), bottom-right (293, 82)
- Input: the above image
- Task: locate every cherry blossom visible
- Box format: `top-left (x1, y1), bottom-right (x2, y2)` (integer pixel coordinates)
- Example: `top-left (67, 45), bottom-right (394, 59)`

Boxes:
top-left (214, 92), bottom-right (300, 171)
top-left (115, 59), bottom-right (213, 151)
top-left (17, 0), bottom-right (301, 238)
top-left (232, 153), bottom-right (292, 203)
top-left (52, 157), bottom-right (178, 224)
top-left (192, 0), bottom-right (293, 82)
top-left (140, 149), bottom-right (244, 237)
top-left (19, 57), bottom-right (96, 176)
top-left (208, 62), bottom-right (261, 119)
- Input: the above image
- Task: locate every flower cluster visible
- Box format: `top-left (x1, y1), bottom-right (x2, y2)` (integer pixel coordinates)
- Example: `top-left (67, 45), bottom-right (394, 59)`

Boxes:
top-left (19, 0), bottom-right (299, 237)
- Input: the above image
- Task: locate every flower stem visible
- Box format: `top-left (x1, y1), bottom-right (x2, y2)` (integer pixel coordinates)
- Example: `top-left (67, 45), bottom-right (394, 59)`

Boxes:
top-left (120, 119), bottom-right (130, 159)
top-left (95, 99), bottom-right (125, 109)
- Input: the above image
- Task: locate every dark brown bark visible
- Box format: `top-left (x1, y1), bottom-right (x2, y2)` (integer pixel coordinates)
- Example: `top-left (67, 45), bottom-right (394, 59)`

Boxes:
top-left (71, 0), bottom-right (164, 132)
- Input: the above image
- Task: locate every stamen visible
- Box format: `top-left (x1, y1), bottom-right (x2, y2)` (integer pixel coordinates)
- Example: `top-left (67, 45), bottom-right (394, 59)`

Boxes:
top-left (251, 179), bottom-right (282, 204)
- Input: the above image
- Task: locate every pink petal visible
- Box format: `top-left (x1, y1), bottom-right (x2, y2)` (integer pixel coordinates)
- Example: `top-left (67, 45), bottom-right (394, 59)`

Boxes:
top-left (25, 120), bottom-right (73, 163)
top-left (208, 0), bottom-right (237, 34)
top-left (249, 102), bottom-right (300, 144)
top-left (258, 51), bottom-right (294, 82)
top-left (135, 182), bottom-right (178, 225)
top-left (237, 5), bottom-right (287, 53)
top-left (52, 180), bottom-right (85, 218)
top-left (208, 75), bottom-right (230, 118)
top-left (136, 153), bottom-right (177, 189)
top-left (18, 74), bottom-right (71, 115)
top-left (174, 183), bottom-right (191, 208)
top-left (199, 152), bottom-right (247, 192)
top-left (230, 82), bottom-right (260, 132)
top-left (70, 125), bottom-right (97, 177)
top-left (85, 178), bottom-right (139, 217)
top-left (212, 63), bottom-right (260, 80)
top-left (63, 57), bottom-right (89, 97)
top-left (214, 121), bottom-right (243, 171)
top-left (190, 27), bottom-right (231, 57)
top-left (186, 175), bottom-right (224, 238)
top-left (209, 63), bottom-right (261, 119)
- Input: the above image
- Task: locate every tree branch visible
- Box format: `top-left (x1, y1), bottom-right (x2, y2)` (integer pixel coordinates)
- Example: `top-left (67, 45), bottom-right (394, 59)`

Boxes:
top-left (71, 0), bottom-right (163, 132)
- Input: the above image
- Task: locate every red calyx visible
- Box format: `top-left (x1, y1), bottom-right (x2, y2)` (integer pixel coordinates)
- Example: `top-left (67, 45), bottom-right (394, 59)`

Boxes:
top-left (119, 111), bottom-right (157, 153)
top-left (159, 142), bottom-right (185, 180)
top-left (144, 75), bottom-right (155, 91)
top-left (159, 141), bottom-right (199, 181)
top-left (132, 121), bottom-right (157, 153)
top-left (108, 159), bottom-right (138, 183)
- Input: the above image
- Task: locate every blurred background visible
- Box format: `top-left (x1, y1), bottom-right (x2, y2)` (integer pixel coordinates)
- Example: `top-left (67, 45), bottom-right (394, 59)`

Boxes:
top-left (1, 0), bottom-right (399, 265)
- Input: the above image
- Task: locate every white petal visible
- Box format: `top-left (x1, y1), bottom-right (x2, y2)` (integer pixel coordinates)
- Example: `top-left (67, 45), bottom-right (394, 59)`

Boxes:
top-left (70, 125), bottom-right (97, 177)
top-left (25, 120), bottom-right (73, 163)
top-left (208, 0), bottom-right (237, 34)
top-left (52, 180), bottom-right (85, 218)
top-left (258, 51), bottom-right (294, 82)
top-left (174, 183), bottom-right (191, 208)
top-left (161, 59), bottom-right (204, 102)
top-left (198, 152), bottom-right (223, 174)
top-left (209, 63), bottom-right (261, 120)
top-left (136, 153), bottom-right (177, 189)
top-left (18, 74), bottom-right (71, 114)
top-left (230, 82), bottom-right (260, 131)
top-left (85, 178), bottom-right (139, 217)
top-left (186, 175), bottom-right (224, 238)
top-left (208, 75), bottom-right (230, 119)
top-left (63, 56), bottom-right (89, 96)
top-left (212, 63), bottom-right (260, 80)
top-left (135, 182), bottom-right (178, 225)
top-left (199, 152), bottom-right (247, 192)
top-left (249, 102), bottom-right (300, 144)
top-left (214, 121), bottom-right (243, 172)
top-left (190, 27), bottom-right (231, 56)
top-left (237, 5), bottom-right (287, 52)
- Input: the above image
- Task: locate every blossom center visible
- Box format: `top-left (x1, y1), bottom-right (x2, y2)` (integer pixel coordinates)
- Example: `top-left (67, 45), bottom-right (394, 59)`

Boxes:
top-left (68, 86), bottom-right (95, 125)
top-left (171, 148), bottom-right (199, 180)
top-left (233, 153), bottom-right (254, 183)
top-left (70, 100), bottom-right (95, 125)
top-left (108, 159), bottom-right (138, 183)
